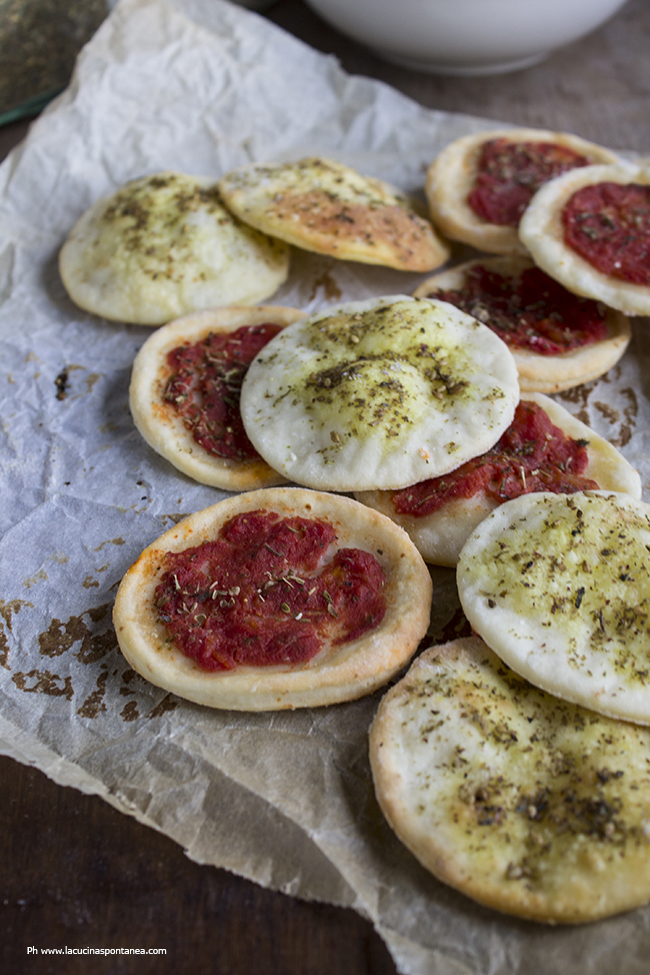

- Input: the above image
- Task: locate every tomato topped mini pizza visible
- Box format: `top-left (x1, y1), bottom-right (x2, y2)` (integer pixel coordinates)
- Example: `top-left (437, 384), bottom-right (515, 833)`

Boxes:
top-left (370, 636), bottom-right (650, 924)
top-left (59, 171), bottom-right (290, 325)
top-left (519, 162), bottom-right (650, 316)
top-left (217, 156), bottom-right (450, 272)
top-left (413, 256), bottom-right (631, 393)
top-left (129, 305), bottom-right (306, 490)
top-left (112, 488), bottom-right (432, 711)
top-left (356, 393), bottom-right (641, 566)
top-left (425, 129), bottom-right (618, 255)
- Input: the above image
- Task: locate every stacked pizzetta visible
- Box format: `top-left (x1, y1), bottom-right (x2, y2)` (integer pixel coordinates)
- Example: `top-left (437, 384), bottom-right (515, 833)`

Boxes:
top-left (421, 127), bottom-right (636, 397)
top-left (519, 162), bottom-right (650, 316)
top-left (370, 635), bottom-right (650, 924)
top-left (356, 393), bottom-right (641, 566)
top-left (414, 256), bottom-right (631, 394)
top-left (425, 127), bottom-right (619, 256)
top-left (128, 305), bottom-right (306, 490)
top-left (369, 492), bottom-right (650, 924)
top-left (457, 491), bottom-right (650, 725)
top-left (424, 126), bottom-right (650, 320)
top-left (59, 171), bottom-right (290, 325)
top-left (218, 156), bottom-right (450, 272)
top-left (239, 295), bottom-right (520, 492)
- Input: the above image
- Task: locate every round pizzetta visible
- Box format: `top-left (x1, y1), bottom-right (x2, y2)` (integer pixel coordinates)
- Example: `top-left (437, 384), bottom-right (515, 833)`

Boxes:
top-left (413, 256), bottom-right (631, 394)
top-left (425, 129), bottom-right (618, 256)
top-left (457, 491), bottom-right (650, 725)
top-left (217, 156), bottom-right (450, 272)
top-left (370, 636), bottom-right (650, 924)
top-left (129, 305), bottom-right (306, 490)
top-left (239, 296), bottom-right (520, 492)
top-left (356, 393), bottom-right (641, 567)
top-left (113, 489), bottom-right (432, 711)
top-left (519, 163), bottom-right (650, 316)
top-left (59, 171), bottom-right (290, 325)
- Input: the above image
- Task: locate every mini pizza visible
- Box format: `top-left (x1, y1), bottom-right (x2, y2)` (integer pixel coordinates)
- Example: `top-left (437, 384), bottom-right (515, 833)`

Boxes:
top-left (370, 635), bottom-right (650, 924)
top-left (112, 488), bottom-right (432, 711)
top-left (413, 256), bottom-right (631, 393)
top-left (217, 156), bottom-right (450, 272)
top-left (129, 305), bottom-right (306, 490)
top-left (355, 393), bottom-right (642, 567)
top-left (519, 162), bottom-right (650, 316)
top-left (239, 295), bottom-right (520, 492)
top-left (59, 171), bottom-right (290, 325)
top-left (457, 491), bottom-right (650, 725)
top-left (425, 129), bottom-right (618, 255)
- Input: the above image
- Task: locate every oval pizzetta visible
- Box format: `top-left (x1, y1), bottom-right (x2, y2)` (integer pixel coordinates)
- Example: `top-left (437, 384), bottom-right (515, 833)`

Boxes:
top-left (59, 171), bottom-right (290, 325)
top-left (414, 256), bottom-right (631, 394)
top-left (218, 156), bottom-right (450, 272)
top-left (356, 393), bottom-right (641, 567)
top-left (370, 636), bottom-right (650, 923)
top-left (457, 491), bottom-right (650, 724)
top-left (519, 162), bottom-right (650, 316)
top-left (129, 305), bottom-right (306, 490)
top-left (425, 129), bottom-right (618, 255)
top-left (113, 488), bottom-right (432, 711)
top-left (240, 295), bottom-right (520, 492)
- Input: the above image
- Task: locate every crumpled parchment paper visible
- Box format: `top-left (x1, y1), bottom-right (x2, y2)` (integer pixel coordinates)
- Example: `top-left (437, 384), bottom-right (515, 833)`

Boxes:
top-left (1, 1), bottom-right (650, 972)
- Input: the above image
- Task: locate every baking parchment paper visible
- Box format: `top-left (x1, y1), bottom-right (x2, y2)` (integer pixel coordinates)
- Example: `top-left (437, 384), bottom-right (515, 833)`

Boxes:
top-left (2, 1), bottom-right (650, 972)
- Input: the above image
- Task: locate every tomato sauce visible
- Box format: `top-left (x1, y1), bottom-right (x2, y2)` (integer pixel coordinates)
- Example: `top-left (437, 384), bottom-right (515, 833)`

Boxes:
top-left (392, 400), bottom-right (598, 517)
top-left (433, 264), bottom-right (607, 355)
top-left (154, 510), bottom-right (387, 671)
top-left (163, 323), bottom-right (283, 461)
top-left (468, 139), bottom-right (590, 226)
top-left (562, 181), bottom-right (650, 285)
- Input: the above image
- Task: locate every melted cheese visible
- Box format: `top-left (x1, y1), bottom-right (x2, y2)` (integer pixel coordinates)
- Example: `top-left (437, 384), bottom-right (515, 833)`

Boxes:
top-left (370, 636), bottom-right (650, 923)
top-left (218, 156), bottom-right (449, 271)
top-left (239, 295), bottom-right (520, 491)
top-left (457, 491), bottom-right (650, 724)
top-left (59, 171), bottom-right (290, 325)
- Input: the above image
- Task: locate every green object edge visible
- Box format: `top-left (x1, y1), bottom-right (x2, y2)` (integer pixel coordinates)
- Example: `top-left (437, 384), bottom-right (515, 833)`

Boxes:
top-left (0, 87), bottom-right (62, 127)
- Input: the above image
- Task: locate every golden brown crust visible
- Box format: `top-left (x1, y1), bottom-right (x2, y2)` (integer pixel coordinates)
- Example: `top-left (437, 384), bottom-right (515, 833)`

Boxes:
top-left (129, 305), bottom-right (306, 490)
top-left (355, 393), bottom-right (641, 566)
top-left (519, 162), bottom-right (650, 316)
top-left (218, 157), bottom-right (450, 272)
top-left (370, 636), bottom-right (650, 923)
top-left (425, 129), bottom-right (619, 256)
top-left (112, 488), bottom-right (433, 711)
top-left (413, 256), bottom-right (631, 393)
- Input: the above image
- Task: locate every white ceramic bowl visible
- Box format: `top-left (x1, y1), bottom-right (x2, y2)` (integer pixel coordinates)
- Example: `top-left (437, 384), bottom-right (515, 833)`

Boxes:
top-left (303, 0), bottom-right (629, 76)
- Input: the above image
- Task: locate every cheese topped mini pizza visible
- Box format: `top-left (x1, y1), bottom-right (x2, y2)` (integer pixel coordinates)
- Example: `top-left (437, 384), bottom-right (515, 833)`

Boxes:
top-left (129, 305), bottom-right (306, 490)
top-left (217, 156), bottom-right (450, 272)
top-left (425, 129), bottom-right (618, 255)
top-left (413, 256), bottom-right (631, 393)
top-left (457, 491), bottom-right (650, 725)
top-left (519, 162), bottom-right (650, 316)
top-left (370, 636), bottom-right (650, 924)
top-left (59, 171), bottom-right (290, 325)
top-left (239, 295), bottom-right (520, 492)
top-left (112, 488), bottom-right (432, 711)
top-left (356, 393), bottom-right (641, 567)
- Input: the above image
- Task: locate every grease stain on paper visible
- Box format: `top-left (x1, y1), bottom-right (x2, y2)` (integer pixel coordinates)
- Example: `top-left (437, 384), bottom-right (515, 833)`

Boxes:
top-left (12, 669), bottom-right (74, 699)
top-left (0, 599), bottom-right (34, 669)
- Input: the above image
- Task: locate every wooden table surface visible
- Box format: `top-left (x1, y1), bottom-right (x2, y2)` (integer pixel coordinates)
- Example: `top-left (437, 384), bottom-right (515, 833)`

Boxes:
top-left (1, 1), bottom-right (649, 972)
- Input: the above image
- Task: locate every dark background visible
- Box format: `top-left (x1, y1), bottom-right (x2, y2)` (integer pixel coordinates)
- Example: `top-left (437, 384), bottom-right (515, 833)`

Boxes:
top-left (1, 1), bottom-right (649, 972)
